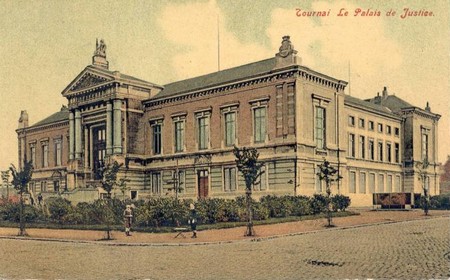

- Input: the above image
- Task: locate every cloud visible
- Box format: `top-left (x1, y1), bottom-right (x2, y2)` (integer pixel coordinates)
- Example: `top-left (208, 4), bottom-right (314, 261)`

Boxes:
top-left (158, 0), bottom-right (271, 80)
top-left (266, 1), bottom-right (403, 96)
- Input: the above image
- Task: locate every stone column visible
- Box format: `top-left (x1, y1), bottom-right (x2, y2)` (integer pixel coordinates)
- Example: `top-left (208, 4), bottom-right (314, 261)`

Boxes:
top-left (75, 109), bottom-right (82, 159)
top-left (84, 127), bottom-right (89, 168)
top-left (69, 111), bottom-right (75, 160)
top-left (106, 102), bottom-right (113, 155)
top-left (113, 99), bottom-right (122, 154)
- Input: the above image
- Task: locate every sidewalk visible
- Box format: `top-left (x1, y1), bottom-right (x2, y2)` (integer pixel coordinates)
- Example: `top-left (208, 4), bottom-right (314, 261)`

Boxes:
top-left (0, 209), bottom-right (448, 245)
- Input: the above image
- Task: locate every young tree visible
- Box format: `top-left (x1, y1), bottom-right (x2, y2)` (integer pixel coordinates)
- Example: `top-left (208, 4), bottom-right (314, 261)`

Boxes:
top-left (416, 158), bottom-right (430, 215)
top-left (316, 159), bottom-right (341, 227)
top-left (9, 160), bottom-right (33, 236)
top-left (118, 177), bottom-right (130, 200)
top-left (96, 160), bottom-right (124, 240)
top-left (233, 146), bottom-right (264, 236)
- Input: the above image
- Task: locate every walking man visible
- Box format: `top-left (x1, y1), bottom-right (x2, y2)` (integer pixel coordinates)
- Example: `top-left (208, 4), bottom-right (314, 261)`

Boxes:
top-left (123, 205), bottom-right (133, 236)
top-left (188, 203), bottom-right (197, 238)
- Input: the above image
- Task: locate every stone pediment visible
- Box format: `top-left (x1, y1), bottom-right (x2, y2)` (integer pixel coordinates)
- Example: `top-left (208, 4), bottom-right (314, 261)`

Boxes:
top-left (62, 67), bottom-right (116, 97)
top-left (71, 74), bottom-right (110, 92)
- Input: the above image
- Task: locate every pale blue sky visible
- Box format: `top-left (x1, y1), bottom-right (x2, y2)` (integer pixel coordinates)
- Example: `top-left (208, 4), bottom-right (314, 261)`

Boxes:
top-left (0, 0), bottom-right (448, 171)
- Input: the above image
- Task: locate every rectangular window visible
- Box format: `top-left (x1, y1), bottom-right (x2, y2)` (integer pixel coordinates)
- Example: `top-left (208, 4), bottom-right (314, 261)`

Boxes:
top-left (315, 107), bottom-right (326, 149)
top-left (424, 176), bottom-right (430, 191)
top-left (359, 118), bottom-right (365, 128)
top-left (348, 116), bottom-right (355, 126)
top-left (395, 143), bottom-right (400, 163)
top-left (368, 173), bottom-right (375, 193)
top-left (253, 165), bottom-right (267, 191)
top-left (395, 175), bottom-right (401, 192)
top-left (30, 145), bottom-right (36, 167)
top-left (316, 166), bottom-right (323, 193)
top-left (151, 172), bottom-right (161, 194)
top-left (174, 121), bottom-right (184, 152)
top-left (378, 141), bottom-right (383, 161)
top-left (386, 125), bottom-right (392, 135)
top-left (198, 116), bottom-right (210, 149)
top-left (223, 167), bottom-right (237, 192)
top-left (41, 181), bottom-right (47, 192)
top-left (152, 124), bottom-right (162, 155)
top-left (254, 107), bottom-right (267, 143)
top-left (394, 127), bottom-right (400, 136)
top-left (224, 112), bottom-right (236, 146)
top-left (421, 132), bottom-right (428, 160)
top-left (377, 174), bottom-right (384, 193)
top-left (177, 170), bottom-right (185, 193)
top-left (359, 136), bottom-right (365, 159)
top-left (368, 139), bottom-right (375, 160)
top-left (386, 143), bottom-right (392, 163)
top-left (359, 172), bottom-right (366, 193)
top-left (387, 175), bottom-right (393, 192)
top-left (377, 123), bottom-right (383, 133)
top-left (42, 143), bottom-right (49, 168)
top-left (368, 121), bottom-right (374, 131)
top-left (349, 171), bottom-right (356, 193)
top-left (348, 134), bottom-right (355, 157)
top-left (55, 140), bottom-right (62, 166)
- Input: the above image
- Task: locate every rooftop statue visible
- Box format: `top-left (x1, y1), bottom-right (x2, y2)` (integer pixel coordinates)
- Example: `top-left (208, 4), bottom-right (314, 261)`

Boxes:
top-left (94, 39), bottom-right (107, 57)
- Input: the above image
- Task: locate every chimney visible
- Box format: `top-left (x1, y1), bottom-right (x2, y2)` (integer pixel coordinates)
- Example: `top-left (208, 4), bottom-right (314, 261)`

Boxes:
top-left (374, 92), bottom-right (381, 104)
top-left (382, 86), bottom-right (388, 98)
top-left (18, 110), bottom-right (29, 129)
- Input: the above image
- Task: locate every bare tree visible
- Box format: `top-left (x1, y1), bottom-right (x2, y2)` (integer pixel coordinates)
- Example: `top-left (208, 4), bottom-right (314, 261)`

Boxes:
top-left (9, 160), bottom-right (33, 236)
top-left (316, 159), bottom-right (341, 227)
top-left (96, 160), bottom-right (123, 240)
top-left (233, 146), bottom-right (264, 236)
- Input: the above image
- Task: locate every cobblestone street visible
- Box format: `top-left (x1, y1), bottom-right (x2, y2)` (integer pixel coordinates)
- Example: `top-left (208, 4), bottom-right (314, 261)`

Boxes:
top-left (0, 216), bottom-right (448, 279)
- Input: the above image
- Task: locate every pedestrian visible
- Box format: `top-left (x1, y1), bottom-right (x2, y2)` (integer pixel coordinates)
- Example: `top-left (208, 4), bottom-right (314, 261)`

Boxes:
top-left (123, 205), bottom-right (133, 236)
top-left (188, 203), bottom-right (197, 238)
top-left (37, 193), bottom-right (42, 205)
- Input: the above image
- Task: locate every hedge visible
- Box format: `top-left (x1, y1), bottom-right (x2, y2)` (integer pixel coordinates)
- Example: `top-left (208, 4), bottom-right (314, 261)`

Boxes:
top-left (0, 194), bottom-right (352, 227)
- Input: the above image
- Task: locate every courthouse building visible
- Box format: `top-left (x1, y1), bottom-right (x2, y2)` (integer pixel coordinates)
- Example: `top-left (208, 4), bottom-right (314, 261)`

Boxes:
top-left (16, 37), bottom-right (441, 206)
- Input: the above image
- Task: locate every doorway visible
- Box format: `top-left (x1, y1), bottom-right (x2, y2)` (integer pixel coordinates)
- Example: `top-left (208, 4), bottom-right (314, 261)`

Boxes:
top-left (197, 170), bottom-right (209, 198)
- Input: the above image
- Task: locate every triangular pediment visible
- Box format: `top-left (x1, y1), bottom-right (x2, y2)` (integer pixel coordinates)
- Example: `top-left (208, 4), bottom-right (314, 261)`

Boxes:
top-left (62, 66), bottom-right (116, 96)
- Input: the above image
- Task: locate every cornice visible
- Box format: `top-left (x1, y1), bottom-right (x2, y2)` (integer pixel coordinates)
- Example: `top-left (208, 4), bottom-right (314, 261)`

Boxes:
top-left (401, 107), bottom-right (441, 120)
top-left (344, 102), bottom-right (402, 121)
top-left (144, 66), bottom-right (347, 108)
top-left (20, 120), bottom-right (69, 134)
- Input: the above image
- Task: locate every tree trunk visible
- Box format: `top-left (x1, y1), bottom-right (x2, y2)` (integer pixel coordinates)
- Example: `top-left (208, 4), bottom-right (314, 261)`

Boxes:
top-left (325, 181), bottom-right (333, 227)
top-left (245, 188), bottom-right (254, 236)
top-left (18, 193), bottom-right (26, 236)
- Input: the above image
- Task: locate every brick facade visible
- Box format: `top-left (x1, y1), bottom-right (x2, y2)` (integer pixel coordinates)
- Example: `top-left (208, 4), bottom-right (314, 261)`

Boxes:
top-left (16, 36), bottom-right (441, 206)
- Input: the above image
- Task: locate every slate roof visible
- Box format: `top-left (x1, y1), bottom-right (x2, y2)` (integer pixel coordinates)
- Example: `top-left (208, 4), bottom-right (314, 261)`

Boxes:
top-left (85, 65), bottom-right (161, 87)
top-left (344, 95), bottom-right (398, 117)
top-left (365, 95), bottom-right (414, 113)
top-left (155, 58), bottom-right (278, 99)
top-left (29, 108), bottom-right (69, 129)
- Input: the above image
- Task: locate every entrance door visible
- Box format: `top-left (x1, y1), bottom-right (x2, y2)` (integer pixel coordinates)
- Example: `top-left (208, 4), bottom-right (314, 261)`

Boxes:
top-left (197, 170), bottom-right (209, 198)
top-left (93, 126), bottom-right (106, 179)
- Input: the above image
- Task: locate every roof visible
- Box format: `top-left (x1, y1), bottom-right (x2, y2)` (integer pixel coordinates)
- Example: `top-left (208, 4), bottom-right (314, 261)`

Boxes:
top-left (85, 65), bottom-right (160, 87)
top-left (29, 108), bottom-right (69, 128)
top-left (155, 58), bottom-right (278, 99)
top-left (344, 95), bottom-right (398, 117)
top-left (365, 95), bottom-right (413, 113)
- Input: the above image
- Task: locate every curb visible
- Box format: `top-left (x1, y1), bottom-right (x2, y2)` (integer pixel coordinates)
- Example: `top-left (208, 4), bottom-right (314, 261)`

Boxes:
top-left (0, 214), bottom-right (448, 247)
